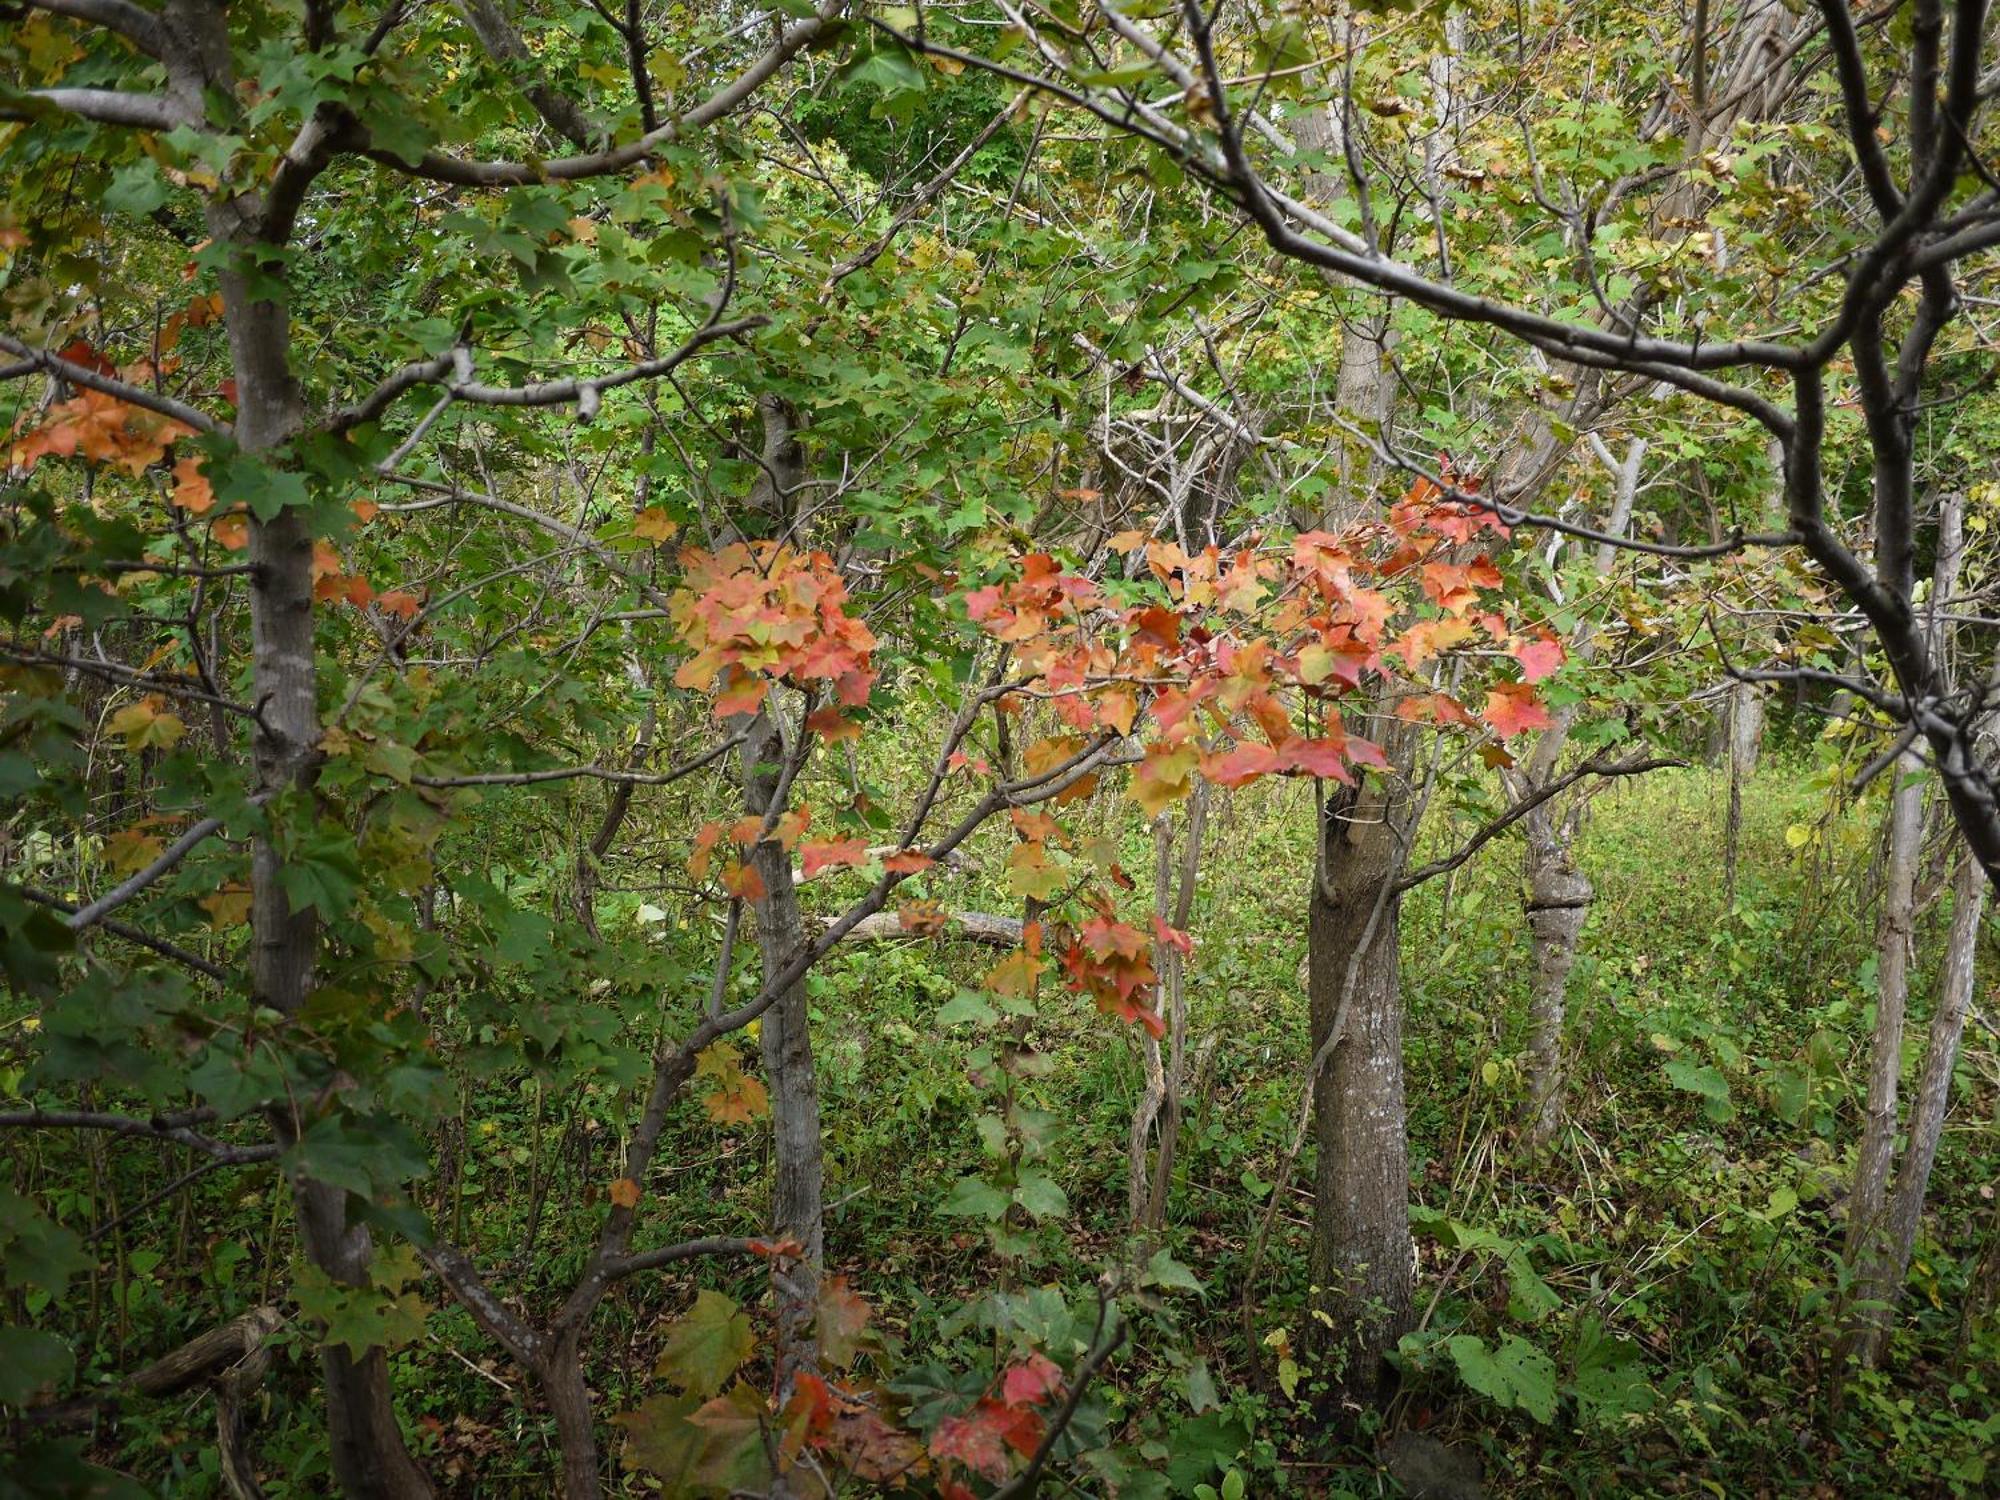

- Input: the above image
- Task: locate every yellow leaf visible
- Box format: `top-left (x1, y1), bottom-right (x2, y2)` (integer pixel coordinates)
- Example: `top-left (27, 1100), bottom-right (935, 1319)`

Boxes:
top-left (101, 828), bottom-right (164, 875)
top-left (1130, 742), bottom-right (1197, 818)
top-left (201, 885), bottom-right (253, 929)
top-left (633, 506), bottom-right (679, 544)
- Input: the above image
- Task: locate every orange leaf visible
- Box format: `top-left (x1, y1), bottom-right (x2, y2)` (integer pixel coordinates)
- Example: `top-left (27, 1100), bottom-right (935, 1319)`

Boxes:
top-left (720, 859), bottom-right (767, 903)
top-left (608, 1177), bottom-right (642, 1209)
top-left (1483, 681), bottom-right (1554, 738)
top-left (170, 455), bottom-right (214, 514)
top-left (800, 839), bottom-right (869, 879)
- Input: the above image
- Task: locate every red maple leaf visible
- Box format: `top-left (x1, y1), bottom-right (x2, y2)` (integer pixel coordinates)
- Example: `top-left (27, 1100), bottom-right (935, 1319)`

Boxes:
top-left (1483, 681), bottom-right (1554, 738)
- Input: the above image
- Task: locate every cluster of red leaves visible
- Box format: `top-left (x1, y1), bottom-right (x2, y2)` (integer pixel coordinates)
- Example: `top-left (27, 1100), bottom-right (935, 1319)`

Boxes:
top-left (929, 1351), bottom-right (1067, 1497)
top-left (1059, 900), bottom-right (1164, 1037)
top-left (309, 540), bottom-right (420, 618)
top-left (670, 541), bottom-right (878, 725)
top-left (962, 483), bottom-right (1563, 823)
top-left (7, 337), bottom-right (427, 614)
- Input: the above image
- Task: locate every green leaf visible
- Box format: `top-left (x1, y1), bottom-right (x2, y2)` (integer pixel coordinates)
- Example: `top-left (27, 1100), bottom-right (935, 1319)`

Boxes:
top-left (1144, 1247), bottom-right (1204, 1294)
top-left (1012, 1169), bottom-right (1069, 1221)
top-left (1569, 1319), bottom-right (1654, 1423)
top-left (937, 989), bottom-right (997, 1027)
top-left (1447, 1333), bottom-right (1559, 1423)
top-left (940, 1175), bottom-right (1011, 1220)
top-left (1664, 1058), bottom-right (1729, 1102)
top-left (0, 1326), bottom-right (73, 1405)
top-left (655, 1290), bottom-right (753, 1398)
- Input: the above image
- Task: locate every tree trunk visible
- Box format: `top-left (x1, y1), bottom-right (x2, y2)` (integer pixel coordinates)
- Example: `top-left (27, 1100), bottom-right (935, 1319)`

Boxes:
top-left (1845, 853), bottom-right (1987, 1364)
top-left (1520, 804), bottom-right (1591, 1149)
top-left (539, 1330), bottom-right (604, 1500)
top-left (1847, 752), bottom-right (1925, 1277)
top-left (210, 202), bottom-right (434, 1500)
top-left (741, 711), bottom-right (824, 1401)
top-left (1509, 435), bottom-right (1641, 1144)
top-left (1306, 751), bottom-right (1416, 1411)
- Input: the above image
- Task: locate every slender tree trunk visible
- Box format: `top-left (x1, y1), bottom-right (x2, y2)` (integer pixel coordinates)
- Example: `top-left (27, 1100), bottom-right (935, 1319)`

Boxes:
top-left (742, 711), bottom-right (823, 1401)
top-left (1509, 436), bottom-right (1642, 1143)
top-left (1847, 752), bottom-right (1925, 1277)
top-left (208, 181), bottom-right (433, 1500)
top-left (1520, 803), bottom-right (1591, 1148)
top-left (1845, 853), bottom-right (1988, 1364)
top-left (538, 1331), bottom-right (603, 1500)
top-left (1307, 742), bottom-right (1416, 1412)
top-left (1130, 787), bottom-right (1207, 1230)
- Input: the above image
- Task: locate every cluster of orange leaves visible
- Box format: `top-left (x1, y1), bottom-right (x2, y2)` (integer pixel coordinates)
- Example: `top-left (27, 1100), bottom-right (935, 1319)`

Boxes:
top-left (7, 330), bottom-right (420, 616)
top-left (963, 482), bottom-right (1563, 823)
top-left (669, 542), bottom-right (878, 729)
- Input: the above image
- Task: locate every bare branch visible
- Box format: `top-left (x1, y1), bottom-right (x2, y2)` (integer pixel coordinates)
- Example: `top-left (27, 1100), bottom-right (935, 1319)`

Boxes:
top-left (0, 1108), bottom-right (275, 1163)
top-left (1396, 754), bottom-right (1687, 893)
top-left (15, 886), bottom-right (231, 982)
top-left (0, 333), bottom-right (229, 435)
top-left (361, 1), bottom-right (845, 187)
top-left (0, 88), bottom-right (187, 131)
top-left (21, 0), bottom-right (165, 54)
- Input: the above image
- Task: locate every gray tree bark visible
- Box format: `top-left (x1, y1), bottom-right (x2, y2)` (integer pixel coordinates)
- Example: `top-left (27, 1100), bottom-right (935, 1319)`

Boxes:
top-left (1848, 749), bottom-right (1926, 1279)
top-left (1846, 852), bottom-right (1987, 1364)
top-left (1307, 724), bottom-right (1419, 1410)
top-left (163, 0), bottom-right (433, 1483)
top-left (741, 709), bottom-right (824, 1402)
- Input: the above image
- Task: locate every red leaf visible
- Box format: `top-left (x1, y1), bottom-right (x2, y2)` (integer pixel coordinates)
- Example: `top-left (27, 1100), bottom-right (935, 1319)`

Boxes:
top-left (805, 705), bottom-right (861, 743)
top-left (1199, 741), bottom-right (1280, 788)
top-left (881, 850), bottom-right (934, 875)
top-left (1483, 681), bottom-right (1554, 738)
top-left (1513, 633), bottom-right (1565, 683)
top-left (1151, 917), bottom-right (1193, 956)
top-left (1276, 737), bottom-right (1353, 784)
top-left (1001, 1353), bottom-right (1064, 1408)
top-left (930, 1400), bottom-right (1043, 1482)
top-left (800, 839), bottom-right (869, 879)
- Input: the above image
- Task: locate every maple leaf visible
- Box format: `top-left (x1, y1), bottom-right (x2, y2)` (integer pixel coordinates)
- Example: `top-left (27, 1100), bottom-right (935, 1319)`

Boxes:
top-left (985, 944), bottom-right (1045, 999)
top-left (633, 505), bottom-right (679, 544)
top-left (1483, 681), bottom-right (1554, 738)
top-left (211, 514), bottom-right (249, 550)
top-left (719, 858), bottom-right (767, 903)
top-left (804, 705), bottom-right (861, 742)
top-left (1276, 737), bottom-right (1352, 783)
top-left (107, 697), bottom-right (184, 752)
top-left (1130, 742), bottom-right (1198, 817)
top-left (655, 1291), bottom-right (754, 1399)
top-left (695, 1042), bottom-right (770, 1125)
top-left (826, 1401), bottom-right (925, 1484)
top-left (200, 884), bottom-right (253, 929)
top-left (899, 900), bottom-right (948, 936)
top-left (801, 839), bottom-right (870, 879)
top-left (1005, 841), bottom-right (1069, 902)
top-left (930, 1400), bottom-right (1042, 1482)
top-left (1152, 917), bottom-right (1193, 956)
top-left (881, 849), bottom-right (934, 875)
top-left (1001, 1353), bottom-right (1064, 1409)
top-left (170, 455), bottom-right (214, 513)
top-left (376, 590), bottom-right (422, 620)
top-left (1513, 632), bottom-right (1565, 683)
top-left (1199, 741), bottom-right (1280, 788)
top-left (608, 1177), bottom-right (642, 1209)
top-left (814, 1277), bottom-right (871, 1369)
